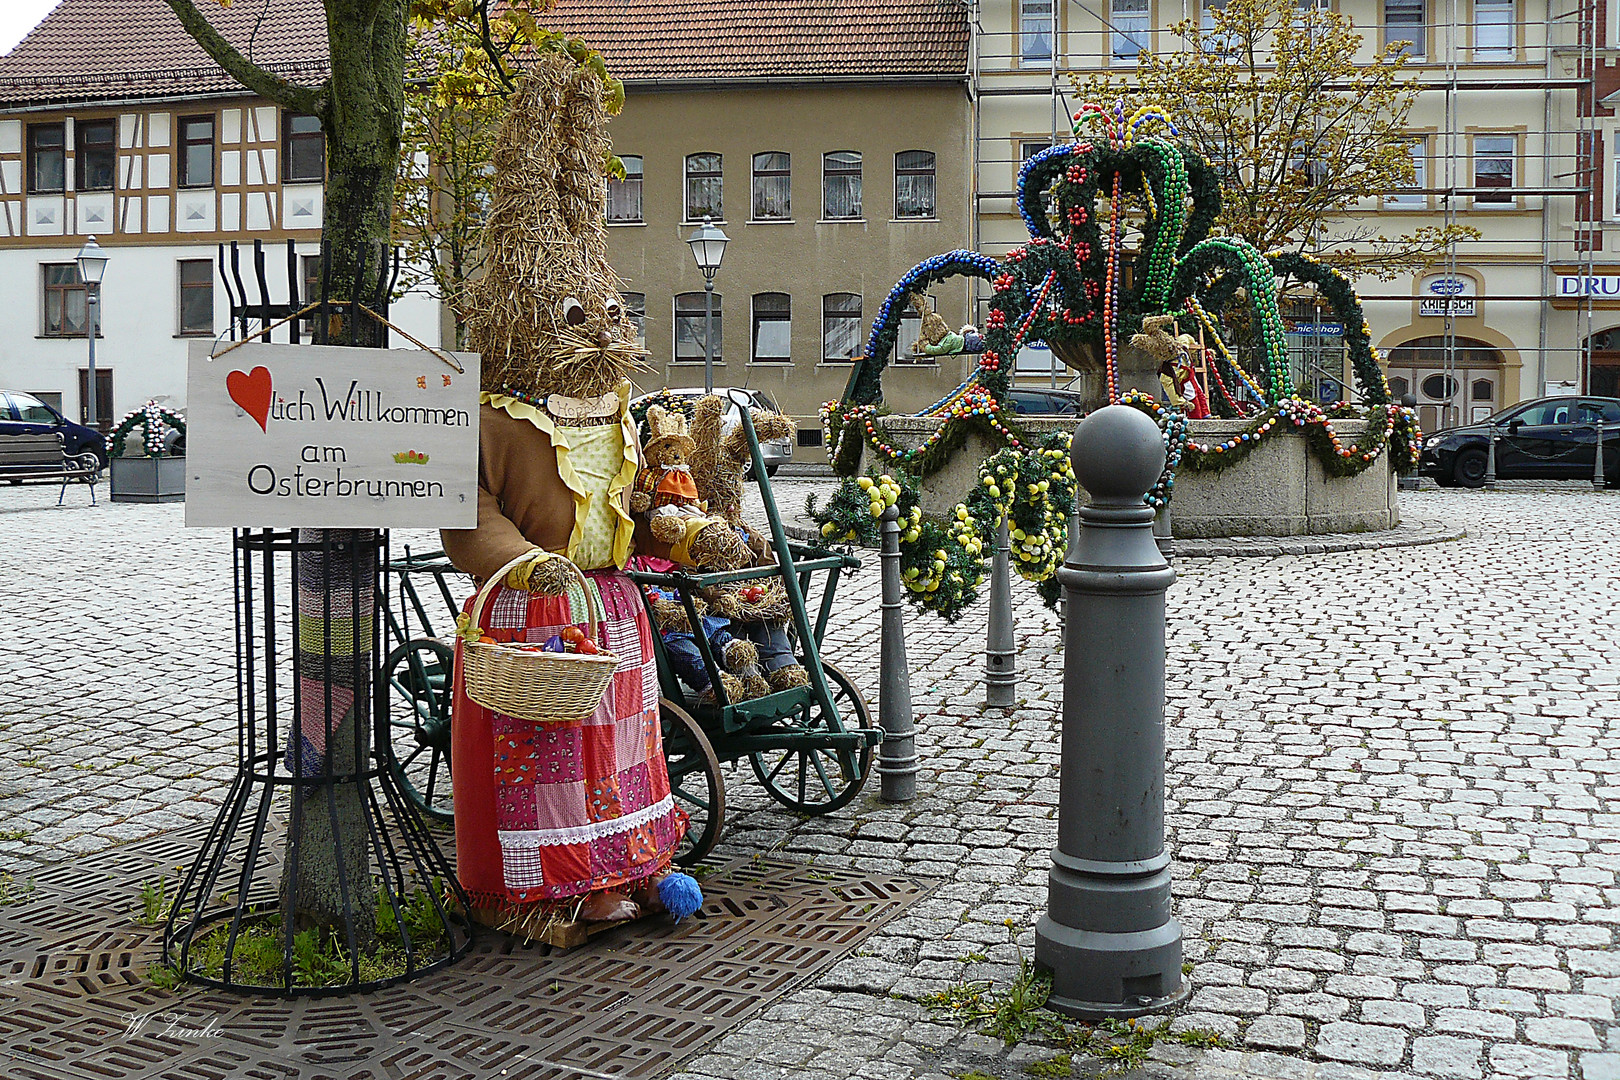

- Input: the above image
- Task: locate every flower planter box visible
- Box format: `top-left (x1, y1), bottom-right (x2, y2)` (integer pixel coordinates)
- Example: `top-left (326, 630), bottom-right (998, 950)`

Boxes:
top-left (110, 455), bottom-right (186, 503)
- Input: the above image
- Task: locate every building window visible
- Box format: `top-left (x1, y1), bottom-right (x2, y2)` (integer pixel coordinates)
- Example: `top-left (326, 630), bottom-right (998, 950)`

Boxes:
top-left (1473, 0), bottom-right (1513, 59)
top-left (75, 119), bottom-right (115, 192)
top-left (608, 155), bottom-right (643, 222)
top-left (896, 297), bottom-right (928, 364)
top-left (895, 151), bottom-right (936, 219)
top-left (1473, 135), bottom-right (1514, 205)
top-left (300, 253), bottom-right (322, 335)
top-left (685, 152), bottom-right (722, 221)
top-left (178, 259), bottom-right (214, 336)
top-left (283, 113), bottom-right (324, 182)
top-left (752, 293), bottom-right (792, 363)
top-left (1111, 0), bottom-right (1150, 60)
top-left (1021, 0), bottom-right (1054, 61)
top-left (1472, 378), bottom-right (1494, 401)
top-left (751, 152), bottom-right (791, 220)
top-left (42, 263), bottom-right (87, 337)
top-left (1384, 0), bottom-right (1425, 58)
top-left (1388, 375), bottom-right (1410, 398)
top-left (179, 115), bottom-right (215, 188)
top-left (822, 293), bottom-right (863, 363)
top-left (622, 291), bottom-right (645, 349)
top-left (1386, 138), bottom-right (1427, 206)
top-left (27, 123), bottom-right (64, 194)
top-left (675, 291), bottom-right (720, 363)
top-left (1421, 373), bottom-right (1459, 400)
top-left (823, 152), bottom-right (862, 220)
top-left (1287, 141), bottom-right (1328, 188)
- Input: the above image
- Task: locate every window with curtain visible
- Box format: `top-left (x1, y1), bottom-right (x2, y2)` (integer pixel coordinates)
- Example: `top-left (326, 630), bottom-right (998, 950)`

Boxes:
top-left (1386, 139), bottom-right (1427, 207)
top-left (895, 151), bottom-right (936, 219)
top-left (42, 263), bottom-right (87, 337)
top-left (822, 293), bottom-right (863, 363)
top-left (178, 259), bottom-right (214, 336)
top-left (179, 115), bottom-right (214, 187)
top-left (28, 123), bottom-right (64, 194)
top-left (75, 120), bottom-right (115, 192)
top-left (685, 153), bottom-right (722, 221)
top-left (895, 302), bottom-right (925, 364)
top-left (675, 292), bottom-right (720, 362)
top-left (1384, 0), bottom-right (1426, 57)
top-left (823, 152), bottom-right (862, 220)
top-left (752, 152), bottom-right (791, 220)
top-left (1111, 0), bottom-right (1149, 60)
top-left (1474, 0), bottom-right (1513, 59)
top-left (1021, 0), bottom-right (1053, 61)
top-left (608, 155), bottom-right (643, 222)
top-left (1472, 135), bottom-right (1514, 205)
top-left (752, 293), bottom-right (792, 363)
top-left (622, 292), bottom-right (645, 349)
top-left (283, 113), bottom-right (324, 182)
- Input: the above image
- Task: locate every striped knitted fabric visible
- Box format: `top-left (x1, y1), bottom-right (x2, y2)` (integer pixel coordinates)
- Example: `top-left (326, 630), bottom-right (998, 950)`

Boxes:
top-left (288, 530), bottom-right (375, 785)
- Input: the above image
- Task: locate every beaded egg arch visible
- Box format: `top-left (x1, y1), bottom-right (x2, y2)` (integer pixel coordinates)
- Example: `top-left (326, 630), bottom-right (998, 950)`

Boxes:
top-left (811, 103), bottom-right (1422, 618)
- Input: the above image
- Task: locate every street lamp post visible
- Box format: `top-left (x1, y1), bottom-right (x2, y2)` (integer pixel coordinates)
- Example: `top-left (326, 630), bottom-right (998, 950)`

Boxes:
top-left (76, 236), bottom-right (109, 431)
top-left (686, 216), bottom-right (729, 393)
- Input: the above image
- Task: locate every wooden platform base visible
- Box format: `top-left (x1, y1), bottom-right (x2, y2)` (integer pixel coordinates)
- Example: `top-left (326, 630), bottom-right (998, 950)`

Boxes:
top-left (458, 897), bottom-right (658, 951)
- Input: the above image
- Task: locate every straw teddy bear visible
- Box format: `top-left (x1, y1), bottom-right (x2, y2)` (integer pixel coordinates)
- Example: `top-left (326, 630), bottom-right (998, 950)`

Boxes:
top-left (629, 405), bottom-right (751, 570)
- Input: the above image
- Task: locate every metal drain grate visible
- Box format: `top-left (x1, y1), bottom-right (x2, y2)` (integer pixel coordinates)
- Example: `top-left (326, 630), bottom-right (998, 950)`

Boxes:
top-left (1, 828), bottom-right (930, 1079)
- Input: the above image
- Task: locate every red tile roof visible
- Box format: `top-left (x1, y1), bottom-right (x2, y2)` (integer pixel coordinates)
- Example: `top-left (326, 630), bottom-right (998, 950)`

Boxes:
top-left (541, 0), bottom-right (969, 82)
top-left (0, 0), bottom-right (328, 108)
top-left (0, 0), bottom-right (967, 109)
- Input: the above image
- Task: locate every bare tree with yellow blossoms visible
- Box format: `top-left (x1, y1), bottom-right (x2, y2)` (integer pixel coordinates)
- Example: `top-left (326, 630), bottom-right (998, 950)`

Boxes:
top-left (1075, 0), bottom-right (1478, 281)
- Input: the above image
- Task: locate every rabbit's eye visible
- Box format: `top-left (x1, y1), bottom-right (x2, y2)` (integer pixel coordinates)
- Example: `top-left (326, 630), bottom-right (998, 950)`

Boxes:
top-left (561, 297), bottom-right (587, 326)
top-left (604, 299), bottom-right (622, 321)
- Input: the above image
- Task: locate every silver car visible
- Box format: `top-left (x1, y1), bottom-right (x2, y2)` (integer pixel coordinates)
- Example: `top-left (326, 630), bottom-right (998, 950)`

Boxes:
top-left (630, 387), bottom-right (795, 476)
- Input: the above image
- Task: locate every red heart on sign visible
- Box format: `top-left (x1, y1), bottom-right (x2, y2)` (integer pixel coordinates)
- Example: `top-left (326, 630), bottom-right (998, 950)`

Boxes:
top-left (226, 366), bottom-right (273, 432)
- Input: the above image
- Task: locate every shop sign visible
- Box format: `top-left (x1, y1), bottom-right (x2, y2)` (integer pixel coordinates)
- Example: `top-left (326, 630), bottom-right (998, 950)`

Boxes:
top-left (1290, 322), bottom-right (1343, 336)
top-left (1419, 274), bottom-right (1478, 317)
top-left (1555, 274), bottom-right (1620, 299)
top-left (185, 341), bottom-right (480, 528)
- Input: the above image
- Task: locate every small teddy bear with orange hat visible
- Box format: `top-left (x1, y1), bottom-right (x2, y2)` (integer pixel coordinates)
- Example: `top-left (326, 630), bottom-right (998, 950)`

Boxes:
top-left (629, 404), bottom-right (751, 570)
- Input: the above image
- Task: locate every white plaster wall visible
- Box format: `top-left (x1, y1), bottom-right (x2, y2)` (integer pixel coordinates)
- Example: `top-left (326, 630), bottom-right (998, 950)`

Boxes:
top-left (0, 243), bottom-right (446, 422)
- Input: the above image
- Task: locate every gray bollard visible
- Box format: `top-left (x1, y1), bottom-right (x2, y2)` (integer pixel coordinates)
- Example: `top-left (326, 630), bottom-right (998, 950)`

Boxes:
top-left (984, 516), bottom-right (1017, 708)
top-left (878, 504), bottom-right (918, 801)
top-left (1035, 404), bottom-right (1186, 1019)
top-left (1485, 420), bottom-right (1498, 490)
top-left (1595, 417), bottom-right (1607, 491)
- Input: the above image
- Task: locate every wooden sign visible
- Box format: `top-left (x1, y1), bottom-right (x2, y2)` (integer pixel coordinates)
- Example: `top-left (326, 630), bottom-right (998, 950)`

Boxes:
top-left (184, 341), bottom-right (480, 528)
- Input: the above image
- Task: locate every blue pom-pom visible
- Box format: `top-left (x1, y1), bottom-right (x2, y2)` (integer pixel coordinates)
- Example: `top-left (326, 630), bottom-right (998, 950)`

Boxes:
top-left (657, 872), bottom-right (703, 922)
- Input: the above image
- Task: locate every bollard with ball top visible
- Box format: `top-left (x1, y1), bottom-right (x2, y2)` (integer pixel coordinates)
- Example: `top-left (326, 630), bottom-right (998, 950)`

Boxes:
top-left (1035, 403), bottom-right (1186, 1018)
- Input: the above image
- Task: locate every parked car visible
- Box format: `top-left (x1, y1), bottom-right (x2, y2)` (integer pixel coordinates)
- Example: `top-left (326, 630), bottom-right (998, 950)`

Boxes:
top-left (1419, 395), bottom-right (1620, 488)
top-left (629, 387), bottom-right (795, 476)
top-left (1008, 387), bottom-right (1090, 416)
top-left (1, 390), bottom-right (109, 477)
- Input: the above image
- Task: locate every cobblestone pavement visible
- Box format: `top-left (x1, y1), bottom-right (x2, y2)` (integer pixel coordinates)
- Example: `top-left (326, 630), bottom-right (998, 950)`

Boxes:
top-left (1, 478), bottom-right (1616, 1080)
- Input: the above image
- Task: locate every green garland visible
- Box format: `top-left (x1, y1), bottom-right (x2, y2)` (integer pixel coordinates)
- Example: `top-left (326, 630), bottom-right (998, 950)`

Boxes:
top-left (107, 401), bottom-right (185, 458)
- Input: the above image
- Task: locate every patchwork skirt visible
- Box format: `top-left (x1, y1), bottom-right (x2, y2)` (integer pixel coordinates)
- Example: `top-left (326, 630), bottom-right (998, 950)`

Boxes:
top-left (451, 568), bottom-right (686, 905)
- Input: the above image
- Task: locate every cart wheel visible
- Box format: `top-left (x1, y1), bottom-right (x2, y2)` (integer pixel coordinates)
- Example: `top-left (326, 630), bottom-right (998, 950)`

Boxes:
top-left (661, 697), bottom-right (725, 866)
top-left (379, 639), bottom-right (455, 823)
top-left (748, 660), bottom-right (876, 815)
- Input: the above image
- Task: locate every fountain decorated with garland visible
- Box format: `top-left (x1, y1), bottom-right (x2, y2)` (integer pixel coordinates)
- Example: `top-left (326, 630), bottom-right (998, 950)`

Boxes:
top-left (811, 103), bottom-right (1422, 619)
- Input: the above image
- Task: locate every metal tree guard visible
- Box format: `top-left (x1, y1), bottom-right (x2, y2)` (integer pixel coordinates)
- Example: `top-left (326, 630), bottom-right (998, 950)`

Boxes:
top-left (163, 530), bottom-right (471, 995)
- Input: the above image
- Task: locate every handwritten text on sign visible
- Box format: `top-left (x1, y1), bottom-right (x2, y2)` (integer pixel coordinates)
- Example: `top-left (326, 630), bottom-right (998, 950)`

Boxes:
top-left (185, 341), bottom-right (480, 528)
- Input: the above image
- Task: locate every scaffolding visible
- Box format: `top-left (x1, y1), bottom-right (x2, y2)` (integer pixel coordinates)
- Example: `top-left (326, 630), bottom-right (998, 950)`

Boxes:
top-left (967, 0), bottom-right (1603, 424)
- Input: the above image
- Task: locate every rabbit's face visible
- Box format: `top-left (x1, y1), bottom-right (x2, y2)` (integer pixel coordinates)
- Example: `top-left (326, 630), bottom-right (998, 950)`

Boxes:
top-left (530, 288), bottom-right (647, 401)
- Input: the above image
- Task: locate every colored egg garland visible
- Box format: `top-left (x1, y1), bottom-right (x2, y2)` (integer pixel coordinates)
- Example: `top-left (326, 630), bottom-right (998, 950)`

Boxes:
top-left (107, 400), bottom-right (186, 459)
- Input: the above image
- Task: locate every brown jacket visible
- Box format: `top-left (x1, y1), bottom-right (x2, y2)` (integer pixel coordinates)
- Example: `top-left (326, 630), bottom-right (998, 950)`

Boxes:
top-left (440, 403), bottom-right (665, 582)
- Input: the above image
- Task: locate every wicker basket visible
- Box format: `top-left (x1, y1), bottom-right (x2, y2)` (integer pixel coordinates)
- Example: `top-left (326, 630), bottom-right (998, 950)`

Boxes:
top-left (461, 554), bottom-right (618, 724)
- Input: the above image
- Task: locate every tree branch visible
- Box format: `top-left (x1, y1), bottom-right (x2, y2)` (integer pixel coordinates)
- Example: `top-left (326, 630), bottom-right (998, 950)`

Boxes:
top-left (162, 0), bottom-right (325, 114)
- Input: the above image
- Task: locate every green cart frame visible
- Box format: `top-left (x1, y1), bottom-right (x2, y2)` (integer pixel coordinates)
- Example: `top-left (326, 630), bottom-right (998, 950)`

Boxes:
top-left (375, 394), bottom-right (881, 864)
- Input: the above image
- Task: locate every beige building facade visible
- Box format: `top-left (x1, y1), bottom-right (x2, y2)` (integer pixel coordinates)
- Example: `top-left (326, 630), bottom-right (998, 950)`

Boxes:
top-left (602, 83), bottom-right (975, 452)
top-left (970, 0), bottom-right (1612, 433)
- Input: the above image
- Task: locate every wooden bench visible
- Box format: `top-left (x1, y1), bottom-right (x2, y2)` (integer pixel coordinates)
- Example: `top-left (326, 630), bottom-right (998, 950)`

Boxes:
top-left (0, 432), bottom-right (100, 505)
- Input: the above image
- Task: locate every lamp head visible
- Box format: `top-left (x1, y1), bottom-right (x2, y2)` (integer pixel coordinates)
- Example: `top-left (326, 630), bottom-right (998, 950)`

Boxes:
top-left (686, 215), bottom-right (729, 275)
top-left (76, 236), bottom-right (108, 286)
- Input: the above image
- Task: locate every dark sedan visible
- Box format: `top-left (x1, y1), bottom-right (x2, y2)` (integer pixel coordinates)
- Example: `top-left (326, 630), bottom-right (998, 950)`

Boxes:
top-left (1, 390), bottom-right (109, 474)
top-left (1419, 395), bottom-right (1620, 487)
